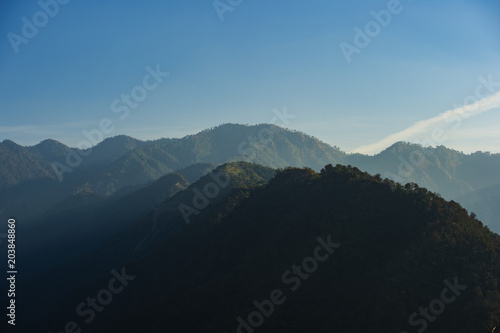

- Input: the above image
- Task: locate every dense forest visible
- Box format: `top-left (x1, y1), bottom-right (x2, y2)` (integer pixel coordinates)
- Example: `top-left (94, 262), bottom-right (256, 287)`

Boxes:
top-left (17, 162), bottom-right (500, 332)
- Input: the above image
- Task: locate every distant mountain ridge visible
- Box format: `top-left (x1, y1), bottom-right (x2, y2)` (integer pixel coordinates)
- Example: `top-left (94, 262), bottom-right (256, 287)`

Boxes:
top-left (0, 124), bottom-right (345, 222)
top-left (1, 123), bottom-right (499, 231)
top-left (1, 124), bottom-right (345, 188)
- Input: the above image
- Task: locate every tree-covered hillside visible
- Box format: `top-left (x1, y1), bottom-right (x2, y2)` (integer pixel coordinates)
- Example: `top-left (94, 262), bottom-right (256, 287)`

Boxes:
top-left (20, 163), bottom-right (500, 333)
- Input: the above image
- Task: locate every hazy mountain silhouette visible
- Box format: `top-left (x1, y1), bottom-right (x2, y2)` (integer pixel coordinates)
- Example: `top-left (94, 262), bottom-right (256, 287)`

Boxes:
top-left (349, 142), bottom-right (500, 231)
top-left (1, 124), bottom-right (499, 233)
top-left (18, 162), bottom-right (219, 277)
top-left (0, 124), bottom-right (345, 222)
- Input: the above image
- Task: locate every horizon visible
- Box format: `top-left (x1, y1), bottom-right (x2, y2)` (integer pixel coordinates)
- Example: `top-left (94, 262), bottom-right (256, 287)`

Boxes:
top-left (2, 122), bottom-right (499, 156)
top-left (1, 1), bottom-right (499, 154)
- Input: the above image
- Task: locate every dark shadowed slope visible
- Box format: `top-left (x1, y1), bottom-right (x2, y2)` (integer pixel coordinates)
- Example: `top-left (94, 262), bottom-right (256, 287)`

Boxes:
top-left (20, 164), bottom-right (500, 333)
top-left (18, 162), bottom-right (277, 330)
top-left (18, 162), bottom-right (219, 277)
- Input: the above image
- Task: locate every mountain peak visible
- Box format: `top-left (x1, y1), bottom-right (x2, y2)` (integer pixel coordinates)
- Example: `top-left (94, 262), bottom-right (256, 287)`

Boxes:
top-left (35, 139), bottom-right (68, 148)
top-left (93, 135), bottom-right (143, 150)
top-left (0, 139), bottom-right (23, 153)
top-left (1, 139), bottom-right (20, 147)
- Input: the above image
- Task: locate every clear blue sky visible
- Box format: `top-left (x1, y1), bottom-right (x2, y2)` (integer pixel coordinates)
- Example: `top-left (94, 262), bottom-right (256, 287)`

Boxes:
top-left (1, 0), bottom-right (499, 153)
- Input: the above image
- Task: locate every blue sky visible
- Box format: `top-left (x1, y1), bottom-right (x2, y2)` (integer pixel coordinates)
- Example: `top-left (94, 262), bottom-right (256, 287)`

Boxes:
top-left (1, 0), bottom-right (499, 153)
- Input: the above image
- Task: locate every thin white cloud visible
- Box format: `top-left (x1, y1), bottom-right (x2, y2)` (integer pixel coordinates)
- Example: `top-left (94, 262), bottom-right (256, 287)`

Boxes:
top-left (351, 91), bottom-right (500, 155)
top-left (0, 122), bottom-right (92, 135)
top-left (0, 122), bottom-right (95, 146)
top-left (0, 125), bottom-right (40, 134)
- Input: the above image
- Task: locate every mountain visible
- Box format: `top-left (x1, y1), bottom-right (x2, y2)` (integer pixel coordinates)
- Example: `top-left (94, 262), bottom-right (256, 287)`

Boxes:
top-left (0, 139), bottom-right (60, 188)
top-left (18, 162), bottom-right (219, 276)
top-left (76, 135), bottom-right (146, 168)
top-left (350, 143), bottom-right (500, 199)
top-left (60, 123), bottom-right (346, 196)
top-left (18, 163), bottom-right (500, 332)
top-left (1, 124), bottom-right (499, 232)
top-left (0, 124), bottom-right (346, 223)
top-left (456, 184), bottom-right (500, 228)
top-left (28, 139), bottom-right (70, 163)
top-left (0, 135), bottom-right (145, 221)
top-left (172, 162), bottom-right (219, 183)
top-left (348, 142), bottom-right (500, 232)
top-left (18, 162), bottom-right (277, 330)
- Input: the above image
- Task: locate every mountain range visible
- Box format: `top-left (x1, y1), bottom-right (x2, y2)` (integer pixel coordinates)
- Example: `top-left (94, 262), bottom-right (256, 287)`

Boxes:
top-left (1, 123), bottom-right (499, 232)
